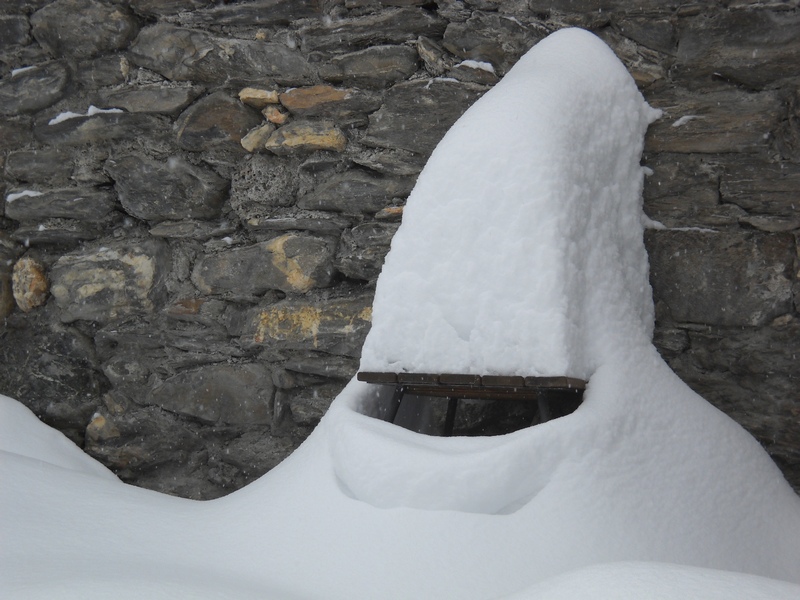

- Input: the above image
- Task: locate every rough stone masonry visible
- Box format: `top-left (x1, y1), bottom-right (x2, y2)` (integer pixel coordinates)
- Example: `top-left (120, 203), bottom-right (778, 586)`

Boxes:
top-left (1, 0), bottom-right (798, 499)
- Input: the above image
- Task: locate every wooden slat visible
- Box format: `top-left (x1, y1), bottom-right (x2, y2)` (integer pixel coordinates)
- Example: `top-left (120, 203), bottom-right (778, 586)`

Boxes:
top-left (402, 384), bottom-right (540, 401)
top-left (397, 372), bottom-right (439, 384)
top-left (440, 373), bottom-right (481, 386)
top-left (357, 372), bottom-right (588, 398)
top-left (525, 376), bottom-right (587, 390)
top-left (357, 372), bottom-right (397, 384)
top-left (482, 375), bottom-right (525, 387)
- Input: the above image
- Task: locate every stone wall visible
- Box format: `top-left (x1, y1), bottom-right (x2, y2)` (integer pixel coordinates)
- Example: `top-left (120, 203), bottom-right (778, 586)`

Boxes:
top-left (1, 0), bottom-right (798, 499)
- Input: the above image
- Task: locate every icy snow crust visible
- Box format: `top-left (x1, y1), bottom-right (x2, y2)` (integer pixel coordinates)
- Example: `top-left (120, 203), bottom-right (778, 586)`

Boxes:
top-left (2, 29), bottom-right (800, 600)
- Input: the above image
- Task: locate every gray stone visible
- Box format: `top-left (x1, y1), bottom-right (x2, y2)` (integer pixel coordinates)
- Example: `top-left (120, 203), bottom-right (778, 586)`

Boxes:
top-left (229, 154), bottom-right (300, 220)
top-left (319, 45), bottom-right (419, 88)
top-left (776, 87), bottom-right (800, 162)
top-left (720, 159), bottom-right (800, 217)
top-left (351, 148), bottom-right (426, 176)
top-left (283, 353), bottom-right (359, 380)
top-left (0, 121), bottom-right (30, 155)
top-left (218, 431), bottom-right (299, 480)
top-left (4, 188), bottom-right (116, 222)
top-left (416, 36), bottom-right (453, 77)
top-left (676, 10), bottom-right (800, 89)
top-left (0, 16), bottom-right (30, 53)
top-left (75, 55), bottom-right (131, 89)
top-left (615, 14), bottom-right (676, 56)
top-left (150, 363), bottom-right (274, 425)
top-left (127, 0), bottom-right (210, 16)
top-left (85, 400), bottom-right (205, 482)
top-left (5, 149), bottom-right (73, 184)
top-left (0, 246), bottom-right (15, 319)
top-left (105, 155), bottom-right (228, 223)
top-left (30, 0), bottom-right (138, 60)
top-left (50, 239), bottom-right (171, 323)
top-left (448, 61), bottom-right (499, 85)
top-left (645, 88), bottom-right (782, 154)
top-left (345, 0), bottom-right (432, 6)
top-left (642, 153), bottom-right (723, 228)
top-left (0, 320), bottom-right (105, 444)
top-left (0, 61), bottom-right (69, 115)
top-left (299, 169), bottom-right (414, 214)
top-left (364, 78), bottom-right (486, 156)
top-left (335, 222), bottom-right (399, 280)
top-left (12, 220), bottom-right (103, 247)
top-left (149, 220), bottom-right (236, 241)
top-left (176, 92), bottom-right (263, 152)
top-left (442, 10), bottom-right (543, 75)
top-left (34, 112), bottom-right (166, 146)
top-left (285, 382), bottom-right (343, 427)
top-left (192, 234), bottom-right (336, 297)
top-left (231, 293), bottom-right (373, 357)
top-left (652, 326), bottom-right (690, 362)
top-left (129, 24), bottom-right (313, 87)
top-left (647, 230), bottom-right (795, 327)
top-left (596, 27), bottom-right (667, 88)
top-left (299, 8), bottom-right (447, 53)
top-left (245, 215), bottom-right (351, 235)
top-left (737, 215), bottom-right (800, 233)
top-left (279, 85), bottom-right (382, 125)
top-left (527, 0), bottom-right (670, 13)
top-left (180, 0), bottom-right (321, 26)
top-left (97, 84), bottom-right (204, 117)
top-left (667, 319), bottom-right (800, 493)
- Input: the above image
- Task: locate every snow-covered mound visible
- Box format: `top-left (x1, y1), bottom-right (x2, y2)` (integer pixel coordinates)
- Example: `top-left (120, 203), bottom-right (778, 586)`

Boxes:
top-left (2, 28), bottom-right (799, 600)
top-left (359, 27), bottom-right (661, 379)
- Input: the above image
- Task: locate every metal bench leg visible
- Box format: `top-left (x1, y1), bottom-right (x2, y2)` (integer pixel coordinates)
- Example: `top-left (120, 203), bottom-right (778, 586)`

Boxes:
top-left (537, 391), bottom-right (551, 423)
top-left (443, 397), bottom-right (458, 436)
top-left (386, 385), bottom-right (405, 423)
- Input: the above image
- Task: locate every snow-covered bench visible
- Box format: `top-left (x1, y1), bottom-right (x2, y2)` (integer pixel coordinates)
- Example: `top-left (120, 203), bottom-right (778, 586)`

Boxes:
top-left (357, 372), bottom-right (586, 436)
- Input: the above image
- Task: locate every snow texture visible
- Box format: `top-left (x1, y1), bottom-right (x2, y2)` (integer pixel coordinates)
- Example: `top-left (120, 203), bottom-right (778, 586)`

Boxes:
top-left (360, 27), bottom-right (661, 379)
top-left (5, 190), bottom-right (43, 203)
top-left (2, 28), bottom-right (800, 600)
top-left (47, 105), bottom-right (124, 125)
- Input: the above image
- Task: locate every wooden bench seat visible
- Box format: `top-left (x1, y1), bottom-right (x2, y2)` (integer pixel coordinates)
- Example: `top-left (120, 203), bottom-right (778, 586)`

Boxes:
top-left (357, 372), bottom-right (587, 436)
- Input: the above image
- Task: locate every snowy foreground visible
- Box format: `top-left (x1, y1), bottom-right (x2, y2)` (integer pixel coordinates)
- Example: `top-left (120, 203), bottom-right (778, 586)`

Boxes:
top-left (2, 29), bottom-right (800, 599)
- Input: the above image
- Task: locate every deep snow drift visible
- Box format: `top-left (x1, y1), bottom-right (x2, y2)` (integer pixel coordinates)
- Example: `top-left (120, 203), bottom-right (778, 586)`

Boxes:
top-left (2, 28), bottom-right (800, 600)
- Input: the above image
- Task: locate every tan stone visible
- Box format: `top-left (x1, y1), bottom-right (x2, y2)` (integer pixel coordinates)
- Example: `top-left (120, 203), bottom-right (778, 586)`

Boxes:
top-left (247, 297), bottom-right (372, 355)
top-left (86, 412), bottom-right (121, 442)
top-left (12, 257), bottom-right (49, 313)
top-left (375, 206), bottom-right (404, 221)
top-left (262, 105), bottom-right (289, 125)
top-left (279, 85), bottom-right (349, 113)
top-left (240, 123), bottom-right (276, 152)
top-left (265, 120), bottom-right (347, 155)
top-left (238, 87), bottom-right (280, 108)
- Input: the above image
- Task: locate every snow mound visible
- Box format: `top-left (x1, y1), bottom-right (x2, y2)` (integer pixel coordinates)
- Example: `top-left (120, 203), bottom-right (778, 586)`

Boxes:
top-left (360, 27), bottom-right (661, 379)
top-left (2, 28), bottom-right (800, 600)
top-left (0, 395), bottom-right (115, 480)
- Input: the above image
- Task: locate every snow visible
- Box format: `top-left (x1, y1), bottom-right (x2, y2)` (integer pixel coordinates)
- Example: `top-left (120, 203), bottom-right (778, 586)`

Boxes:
top-left (2, 28), bottom-right (800, 600)
top-left (11, 65), bottom-right (36, 77)
top-left (6, 189), bottom-right (43, 203)
top-left (47, 105), bottom-right (124, 125)
top-left (361, 26), bottom-right (661, 379)
top-left (457, 59), bottom-right (497, 73)
top-left (672, 115), bottom-right (701, 127)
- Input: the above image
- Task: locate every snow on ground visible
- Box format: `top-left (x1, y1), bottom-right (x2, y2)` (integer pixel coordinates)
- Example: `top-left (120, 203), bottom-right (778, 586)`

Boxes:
top-left (2, 28), bottom-right (800, 599)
